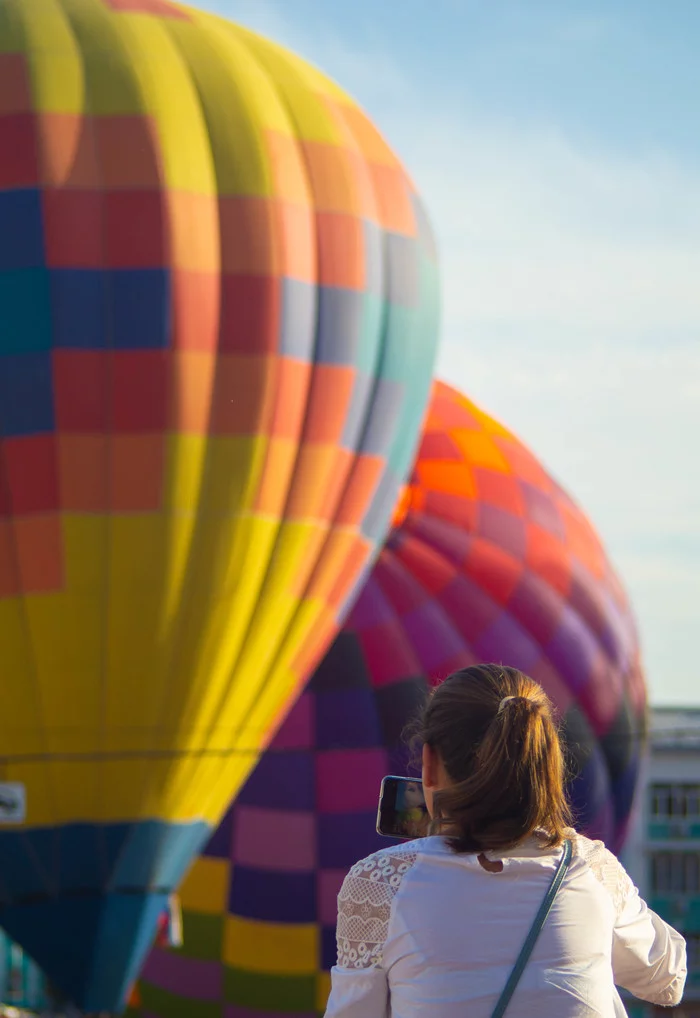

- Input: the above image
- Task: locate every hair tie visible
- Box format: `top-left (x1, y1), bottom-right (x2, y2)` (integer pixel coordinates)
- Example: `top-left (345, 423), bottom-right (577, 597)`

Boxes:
top-left (498, 695), bottom-right (518, 713)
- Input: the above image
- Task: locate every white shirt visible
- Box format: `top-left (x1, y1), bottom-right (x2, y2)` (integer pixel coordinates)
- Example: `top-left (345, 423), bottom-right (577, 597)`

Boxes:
top-left (324, 832), bottom-right (686, 1018)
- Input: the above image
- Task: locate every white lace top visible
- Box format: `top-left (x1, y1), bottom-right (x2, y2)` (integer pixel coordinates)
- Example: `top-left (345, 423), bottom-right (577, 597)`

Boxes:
top-left (324, 832), bottom-right (686, 1018)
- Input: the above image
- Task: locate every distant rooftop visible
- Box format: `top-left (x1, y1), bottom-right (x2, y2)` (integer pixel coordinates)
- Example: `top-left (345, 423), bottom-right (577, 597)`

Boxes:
top-left (650, 706), bottom-right (700, 751)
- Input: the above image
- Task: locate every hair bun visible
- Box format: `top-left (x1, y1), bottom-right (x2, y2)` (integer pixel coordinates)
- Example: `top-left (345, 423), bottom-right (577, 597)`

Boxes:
top-left (497, 694), bottom-right (534, 714)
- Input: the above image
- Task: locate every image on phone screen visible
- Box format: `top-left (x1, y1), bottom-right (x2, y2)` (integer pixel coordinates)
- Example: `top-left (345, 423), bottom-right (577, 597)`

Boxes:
top-left (376, 776), bottom-right (430, 839)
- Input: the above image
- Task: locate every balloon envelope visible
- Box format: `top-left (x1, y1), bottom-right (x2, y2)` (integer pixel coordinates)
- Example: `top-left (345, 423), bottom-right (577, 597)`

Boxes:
top-left (132, 380), bottom-right (647, 1018)
top-left (0, 0), bottom-right (439, 1008)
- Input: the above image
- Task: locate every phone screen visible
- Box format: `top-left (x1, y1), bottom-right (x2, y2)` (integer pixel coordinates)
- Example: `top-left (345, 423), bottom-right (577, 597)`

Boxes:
top-left (376, 776), bottom-right (430, 839)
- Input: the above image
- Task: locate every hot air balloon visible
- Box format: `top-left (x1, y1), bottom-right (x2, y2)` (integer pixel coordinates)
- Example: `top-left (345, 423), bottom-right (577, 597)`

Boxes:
top-left (0, 0), bottom-right (440, 1008)
top-left (131, 380), bottom-right (646, 1018)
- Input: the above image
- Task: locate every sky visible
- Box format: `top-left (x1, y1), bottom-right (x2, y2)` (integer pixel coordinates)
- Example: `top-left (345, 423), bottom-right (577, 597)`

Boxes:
top-left (195, 0), bottom-right (699, 706)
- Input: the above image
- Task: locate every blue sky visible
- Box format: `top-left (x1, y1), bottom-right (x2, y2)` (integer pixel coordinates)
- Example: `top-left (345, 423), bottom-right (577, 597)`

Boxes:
top-left (196, 0), bottom-right (699, 705)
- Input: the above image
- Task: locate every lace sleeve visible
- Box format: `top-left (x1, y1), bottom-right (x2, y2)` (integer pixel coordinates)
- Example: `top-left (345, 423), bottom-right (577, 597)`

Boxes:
top-left (335, 847), bottom-right (418, 970)
top-left (573, 833), bottom-right (635, 915)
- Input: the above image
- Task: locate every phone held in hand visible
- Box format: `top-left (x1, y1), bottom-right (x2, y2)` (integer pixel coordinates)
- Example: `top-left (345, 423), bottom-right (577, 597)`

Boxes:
top-left (376, 775), bottom-right (430, 839)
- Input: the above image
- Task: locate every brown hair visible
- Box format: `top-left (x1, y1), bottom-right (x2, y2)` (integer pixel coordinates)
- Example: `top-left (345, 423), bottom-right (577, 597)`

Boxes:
top-left (419, 663), bottom-right (572, 853)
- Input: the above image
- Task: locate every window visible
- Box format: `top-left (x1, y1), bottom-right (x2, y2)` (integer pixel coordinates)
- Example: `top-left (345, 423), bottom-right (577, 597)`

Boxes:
top-left (652, 852), bottom-right (671, 892)
top-left (652, 784), bottom-right (673, 817)
top-left (651, 851), bottom-right (700, 893)
top-left (685, 933), bottom-right (700, 971)
top-left (688, 788), bottom-right (700, 817)
top-left (651, 783), bottom-right (700, 819)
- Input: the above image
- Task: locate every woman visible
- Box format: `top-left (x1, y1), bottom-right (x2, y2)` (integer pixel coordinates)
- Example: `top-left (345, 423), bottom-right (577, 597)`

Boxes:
top-left (324, 664), bottom-right (686, 1018)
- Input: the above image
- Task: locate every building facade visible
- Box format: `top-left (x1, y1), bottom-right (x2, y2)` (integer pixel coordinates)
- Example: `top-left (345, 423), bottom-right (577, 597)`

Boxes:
top-left (621, 707), bottom-right (700, 1018)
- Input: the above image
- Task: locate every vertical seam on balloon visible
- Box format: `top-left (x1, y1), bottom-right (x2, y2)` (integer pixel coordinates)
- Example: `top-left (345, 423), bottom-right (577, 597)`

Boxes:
top-left (190, 26), bottom-right (329, 811)
top-left (214, 22), bottom-right (323, 725)
top-left (0, 1), bottom-right (61, 903)
top-left (94, 10), bottom-right (187, 896)
top-left (271, 102), bottom-right (419, 645)
top-left (134, 12), bottom-right (216, 822)
top-left (11, 16), bottom-right (61, 899)
top-left (212, 33), bottom-right (321, 772)
top-left (89, 13), bottom-right (116, 896)
top-left (181, 26), bottom-right (404, 830)
top-left (131, 12), bottom-right (236, 831)
top-left (57, 0), bottom-right (120, 901)
top-left (158, 15), bottom-right (321, 818)
top-left (217, 80), bottom-right (393, 785)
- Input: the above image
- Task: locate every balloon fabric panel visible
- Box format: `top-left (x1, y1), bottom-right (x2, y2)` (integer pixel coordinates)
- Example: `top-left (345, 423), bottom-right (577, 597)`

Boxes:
top-left (132, 381), bottom-right (647, 1018)
top-left (0, 0), bottom-right (440, 1008)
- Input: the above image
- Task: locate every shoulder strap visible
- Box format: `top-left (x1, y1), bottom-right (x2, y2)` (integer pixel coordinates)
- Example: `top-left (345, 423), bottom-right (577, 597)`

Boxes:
top-left (490, 838), bottom-right (573, 1018)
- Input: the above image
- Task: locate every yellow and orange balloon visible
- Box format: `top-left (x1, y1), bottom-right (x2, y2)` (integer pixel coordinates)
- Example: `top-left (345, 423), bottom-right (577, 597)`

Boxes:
top-left (0, 0), bottom-right (440, 1008)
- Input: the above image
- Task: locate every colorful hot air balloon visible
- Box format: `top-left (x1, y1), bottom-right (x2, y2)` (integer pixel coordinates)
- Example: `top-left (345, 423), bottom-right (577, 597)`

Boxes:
top-left (0, 0), bottom-right (440, 1008)
top-left (131, 380), bottom-right (646, 1018)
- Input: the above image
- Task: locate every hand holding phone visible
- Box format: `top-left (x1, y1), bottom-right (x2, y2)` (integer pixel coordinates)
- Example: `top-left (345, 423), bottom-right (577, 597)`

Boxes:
top-left (376, 776), bottom-right (430, 839)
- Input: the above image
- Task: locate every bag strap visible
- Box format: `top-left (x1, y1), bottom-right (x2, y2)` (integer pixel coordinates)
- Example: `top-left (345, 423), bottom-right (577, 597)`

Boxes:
top-left (490, 838), bottom-right (573, 1018)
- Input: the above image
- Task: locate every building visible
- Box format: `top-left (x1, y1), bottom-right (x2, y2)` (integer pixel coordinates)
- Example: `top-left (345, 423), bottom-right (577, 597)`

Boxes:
top-left (622, 707), bottom-right (700, 1018)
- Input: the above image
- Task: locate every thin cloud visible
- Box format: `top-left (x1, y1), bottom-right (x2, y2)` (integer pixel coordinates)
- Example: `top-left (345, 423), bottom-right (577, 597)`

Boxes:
top-left (392, 116), bottom-right (700, 337)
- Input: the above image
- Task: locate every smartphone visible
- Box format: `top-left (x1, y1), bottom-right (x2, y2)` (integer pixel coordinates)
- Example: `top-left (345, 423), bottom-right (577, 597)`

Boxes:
top-left (376, 776), bottom-right (430, 839)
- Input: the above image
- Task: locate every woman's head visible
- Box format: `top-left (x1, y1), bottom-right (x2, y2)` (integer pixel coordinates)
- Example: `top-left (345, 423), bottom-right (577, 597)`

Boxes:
top-left (419, 664), bottom-right (571, 853)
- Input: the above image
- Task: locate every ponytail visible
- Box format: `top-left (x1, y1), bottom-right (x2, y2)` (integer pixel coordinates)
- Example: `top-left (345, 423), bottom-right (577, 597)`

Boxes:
top-left (420, 665), bottom-right (572, 853)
